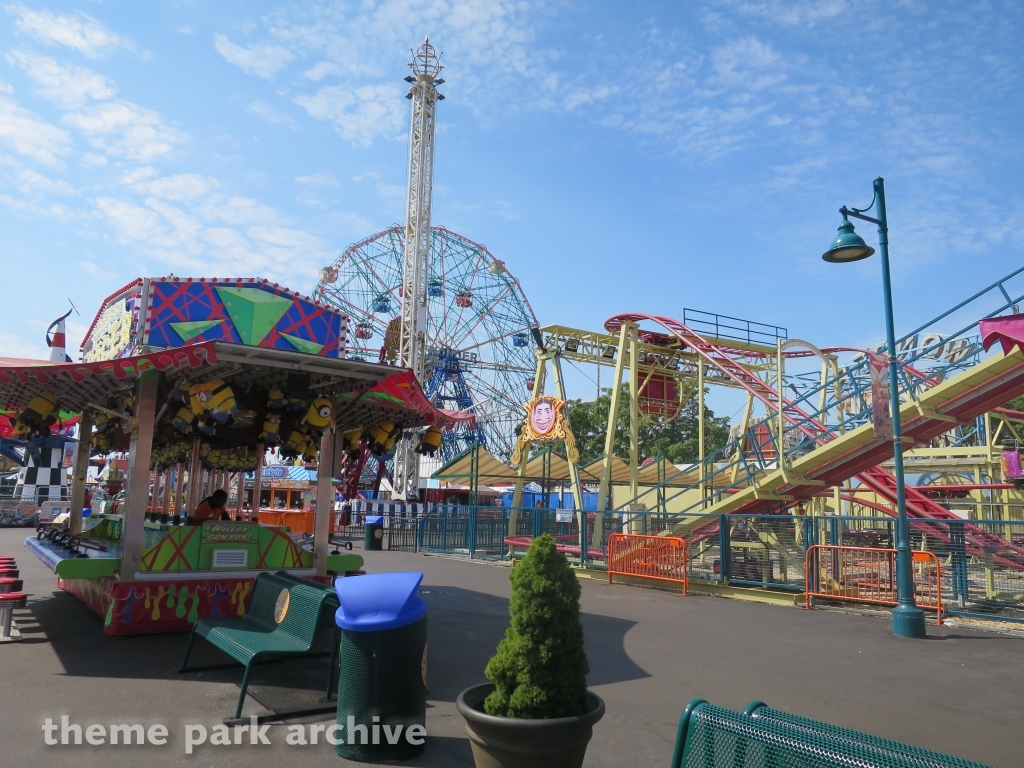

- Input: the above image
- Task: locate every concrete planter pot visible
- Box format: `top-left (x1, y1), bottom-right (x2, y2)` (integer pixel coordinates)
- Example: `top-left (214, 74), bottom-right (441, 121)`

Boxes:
top-left (456, 683), bottom-right (605, 768)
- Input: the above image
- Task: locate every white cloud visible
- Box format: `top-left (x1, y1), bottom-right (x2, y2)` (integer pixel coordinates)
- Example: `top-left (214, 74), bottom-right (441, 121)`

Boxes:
top-left (375, 181), bottom-right (403, 198)
top-left (7, 50), bottom-right (116, 108)
top-left (303, 61), bottom-right (340, 81)
top-left (15, 168), bottom-right (77, 196)
top-left (81, 152), bottom-right (107, 167)
top-left (294, 83), bottom-right (405, 146)
top-left (198, 196), bottom-right (280, 226)
top-left (248, 100), bottom-right (296, 127)
top-left (94, 196), bottom-right (166, 244)
top-left (0, 327), bottom-right (48, 359)
top-left (0, 96), bottom-right (72, 166)
top-left (90, 168), bottom-right (329, 282)
top-left (130, 173), bottom-right (214, 201)
top-left (295, 171), bottom-right (337, 186)
top-left (6, 5), bottom-right (133, 59)
top-left (213, 34), bottom-right (294, 79)
top-left (94, 199), bottom-right (325, 280)
top-left (296, 194), bottom-right (327, 208)
top-left (63, 102), bottom-right (186, 162)
top-left (79, 260), bottom-right (118, 279)
top-left (710, 37), bottom-right (786, 90)
top-left (724, 0), bottom-right (848, 28)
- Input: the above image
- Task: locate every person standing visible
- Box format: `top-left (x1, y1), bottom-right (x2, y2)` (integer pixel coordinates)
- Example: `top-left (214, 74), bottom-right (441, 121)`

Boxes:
top-left (193, 489), bottom-right (228, 523)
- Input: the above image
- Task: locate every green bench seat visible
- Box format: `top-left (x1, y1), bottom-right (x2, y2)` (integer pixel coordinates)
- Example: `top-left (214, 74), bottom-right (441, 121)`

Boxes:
top-left (179, 572), bottom-right (334, 718)
top-left (670, 699), bottom-right (991, 768)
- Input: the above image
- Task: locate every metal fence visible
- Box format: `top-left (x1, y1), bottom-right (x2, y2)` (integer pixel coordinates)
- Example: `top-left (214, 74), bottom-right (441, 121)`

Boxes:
top-left (804, 545), bottom-right (943, 616)
top-left (328, 505), bottom-right (1024, 620)
top-left (607, 533), bottom-right (688, 593)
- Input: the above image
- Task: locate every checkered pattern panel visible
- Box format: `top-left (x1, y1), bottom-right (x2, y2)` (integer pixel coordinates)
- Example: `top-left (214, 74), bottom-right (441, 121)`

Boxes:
top-left (15, 446), bottom-right (67, 503)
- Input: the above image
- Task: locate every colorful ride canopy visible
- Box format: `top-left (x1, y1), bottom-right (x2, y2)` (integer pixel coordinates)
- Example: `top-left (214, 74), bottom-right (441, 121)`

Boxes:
top-left (81, 277), bottom-right (349, 363)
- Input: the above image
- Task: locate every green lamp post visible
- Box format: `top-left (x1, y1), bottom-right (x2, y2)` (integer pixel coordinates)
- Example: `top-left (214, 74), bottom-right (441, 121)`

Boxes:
top-left (823, 176), bottom-right (927, 639)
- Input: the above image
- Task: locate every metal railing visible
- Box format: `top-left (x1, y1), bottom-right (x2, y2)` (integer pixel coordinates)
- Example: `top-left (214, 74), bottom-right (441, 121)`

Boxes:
top-left (607, 533), bottom-right (688, 593)
top-left (327, 505), bottom-right (1024, 620)
top-left (804, 544), bottom-right (942, 617)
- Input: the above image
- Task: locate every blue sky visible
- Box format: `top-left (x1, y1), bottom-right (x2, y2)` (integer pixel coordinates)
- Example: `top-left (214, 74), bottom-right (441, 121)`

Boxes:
top-left (1, 1), bottom-right (1022, 416)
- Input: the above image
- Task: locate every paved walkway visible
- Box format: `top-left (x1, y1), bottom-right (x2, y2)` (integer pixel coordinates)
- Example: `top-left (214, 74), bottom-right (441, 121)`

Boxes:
top-left (1, 526), bottom-right (1022, 767)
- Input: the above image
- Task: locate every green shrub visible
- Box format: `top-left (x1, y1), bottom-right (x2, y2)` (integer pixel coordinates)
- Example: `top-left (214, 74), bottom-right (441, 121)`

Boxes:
top-left (483, 533), bottom-right (590, 718)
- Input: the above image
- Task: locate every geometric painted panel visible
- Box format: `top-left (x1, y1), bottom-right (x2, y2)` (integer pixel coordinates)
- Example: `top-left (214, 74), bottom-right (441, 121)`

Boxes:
top-left (134, 277), bottom-right (346, 358)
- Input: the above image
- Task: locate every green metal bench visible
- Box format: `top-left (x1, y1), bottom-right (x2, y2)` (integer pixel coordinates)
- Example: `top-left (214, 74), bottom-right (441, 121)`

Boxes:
top-left (179, 572), bottom-right (334, 719)
top-left (670, 699), bottom-right (992, 768)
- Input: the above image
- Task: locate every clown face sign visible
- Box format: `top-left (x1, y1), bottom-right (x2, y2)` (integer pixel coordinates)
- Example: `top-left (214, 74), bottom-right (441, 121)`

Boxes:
top-left (512, 395), bottom-right (579, 465)
top-left (530, 398), bottom-right (557, 436)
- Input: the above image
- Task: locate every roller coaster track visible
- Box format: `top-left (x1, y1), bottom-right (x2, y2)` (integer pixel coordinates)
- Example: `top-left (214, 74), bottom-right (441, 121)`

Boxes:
top-left (605, 313), bottom-right (1024, 570)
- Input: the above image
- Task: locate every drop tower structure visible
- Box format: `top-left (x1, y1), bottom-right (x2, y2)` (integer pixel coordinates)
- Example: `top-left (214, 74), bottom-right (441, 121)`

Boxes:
top-left (394, 39), bottom-right (445, 500)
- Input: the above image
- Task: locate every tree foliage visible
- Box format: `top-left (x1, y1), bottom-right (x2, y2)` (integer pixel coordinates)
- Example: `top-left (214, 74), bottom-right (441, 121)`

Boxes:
top-left (1004, 395), bottom-right (1024, 412)
top-left (565, 387), bottom-right (732, 467)
top-left (484, 534), bottom-right (589, 719)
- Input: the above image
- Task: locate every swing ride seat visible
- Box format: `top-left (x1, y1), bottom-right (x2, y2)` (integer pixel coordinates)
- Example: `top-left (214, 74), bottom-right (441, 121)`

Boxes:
top-left (178, 572), bottom-right (332, 718)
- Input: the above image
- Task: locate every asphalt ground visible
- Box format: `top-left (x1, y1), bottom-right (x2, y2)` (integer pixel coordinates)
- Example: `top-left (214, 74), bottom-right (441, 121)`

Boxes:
top-left (1, 526), bottom-right (1022, 767)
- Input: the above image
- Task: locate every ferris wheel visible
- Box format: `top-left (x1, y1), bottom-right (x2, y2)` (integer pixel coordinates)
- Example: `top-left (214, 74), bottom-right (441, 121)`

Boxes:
top-left (313, 226), bottom-right (539, 462)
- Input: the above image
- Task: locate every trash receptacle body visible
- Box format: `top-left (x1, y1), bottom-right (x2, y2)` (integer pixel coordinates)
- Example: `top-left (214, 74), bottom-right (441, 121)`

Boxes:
top-left (364, 515), bottom-right (384, 551)
top-left (334, 571), bottom-right (428, 762)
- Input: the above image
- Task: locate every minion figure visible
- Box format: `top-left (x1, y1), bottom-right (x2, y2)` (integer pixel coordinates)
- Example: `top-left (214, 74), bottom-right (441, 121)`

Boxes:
top-left (302, 439), bottom-right (319, 462)
top-left (168, 380), bottom-right (190, 404)
top-left (416, 426), bottom-right (444, 456)
top-left (14, 391), bottom-right (59, 438)
top-left (259, 413), bottom-right (282, 444)
top-left (341, 428), bottom-right (362, 460)
top-left (197, 417), bottom-right (217, 436)
top-left (171, 406), bottom-right (196, 434)
top-left (91, 430), bottom-right (113, 454)
top-left (189, 379), bottom-right (237, 423)
top-left (367, 422), bottom-right (398, 455)
top-left (282, 429), bottom-right (306, 457)
top-left (266, 388), bottom-right (288, 411)
top-left (300, 397), bottom-right (333, 431)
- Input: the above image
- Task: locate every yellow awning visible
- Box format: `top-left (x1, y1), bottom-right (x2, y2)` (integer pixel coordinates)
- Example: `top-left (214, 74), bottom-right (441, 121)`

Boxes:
top-left (431, 444), bottom-right (519, 483)
top-left (580, 455), bottom-right (632, 484)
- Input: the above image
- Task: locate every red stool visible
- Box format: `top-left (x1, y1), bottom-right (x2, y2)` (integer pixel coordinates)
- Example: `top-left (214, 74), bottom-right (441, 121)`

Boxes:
top-left (0, 578), bottom-right (22, 594)
top-left (0, 570), bottom-right (19, 579)
top-left (0, 592), bottom-right (26, 640)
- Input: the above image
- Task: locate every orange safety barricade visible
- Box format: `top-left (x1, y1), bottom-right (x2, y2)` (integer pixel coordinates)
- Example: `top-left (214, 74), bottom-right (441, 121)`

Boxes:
top-left (282, 511), bottom-right (316, 535)
top-left (257, 510), bottom-right (316, 534)
top-left (607, 533), bottom-right (688, 594)
top-left (257, 510), bottom-right (284, 527)
top-left (804, 545), bottom-right (942, 619)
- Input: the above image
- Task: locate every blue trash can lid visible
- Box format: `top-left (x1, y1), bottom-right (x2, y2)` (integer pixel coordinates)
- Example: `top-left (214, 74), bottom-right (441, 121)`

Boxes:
top-left (334, 571), bottom-right (427, 631)
top-left (365, 515), bottom-right (384, 525)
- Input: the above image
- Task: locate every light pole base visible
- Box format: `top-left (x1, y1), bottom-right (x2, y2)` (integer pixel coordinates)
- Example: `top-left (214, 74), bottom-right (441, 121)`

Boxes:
top-left (892, 604), bottom-right (927, 638)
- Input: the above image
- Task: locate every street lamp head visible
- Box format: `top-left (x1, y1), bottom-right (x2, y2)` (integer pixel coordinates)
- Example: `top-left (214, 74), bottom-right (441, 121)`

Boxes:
top-left (822, 215), bottom-right (875, 263)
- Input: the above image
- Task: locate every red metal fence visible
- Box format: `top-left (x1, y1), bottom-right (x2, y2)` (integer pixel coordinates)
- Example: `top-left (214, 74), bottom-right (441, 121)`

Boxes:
top-left (608, 533), bottom-right (688, 594)
top-left (804, 544), bottom-right (942, 617)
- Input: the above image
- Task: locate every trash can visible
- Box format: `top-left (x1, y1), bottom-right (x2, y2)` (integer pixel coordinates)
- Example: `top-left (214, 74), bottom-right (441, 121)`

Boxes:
top-left (334, 572), bottom-right (428, 762)
top-left (364, 514), bottom-right (385, 551)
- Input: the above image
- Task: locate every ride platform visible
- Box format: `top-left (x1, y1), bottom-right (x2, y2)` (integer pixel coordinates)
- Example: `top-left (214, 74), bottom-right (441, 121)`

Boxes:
top-left (24, 515), bottom-right (363, 635)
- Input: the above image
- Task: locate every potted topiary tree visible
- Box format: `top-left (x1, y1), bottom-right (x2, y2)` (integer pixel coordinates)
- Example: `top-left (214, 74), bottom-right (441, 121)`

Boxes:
top-left (456, 534), bottom-right (605, 768)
